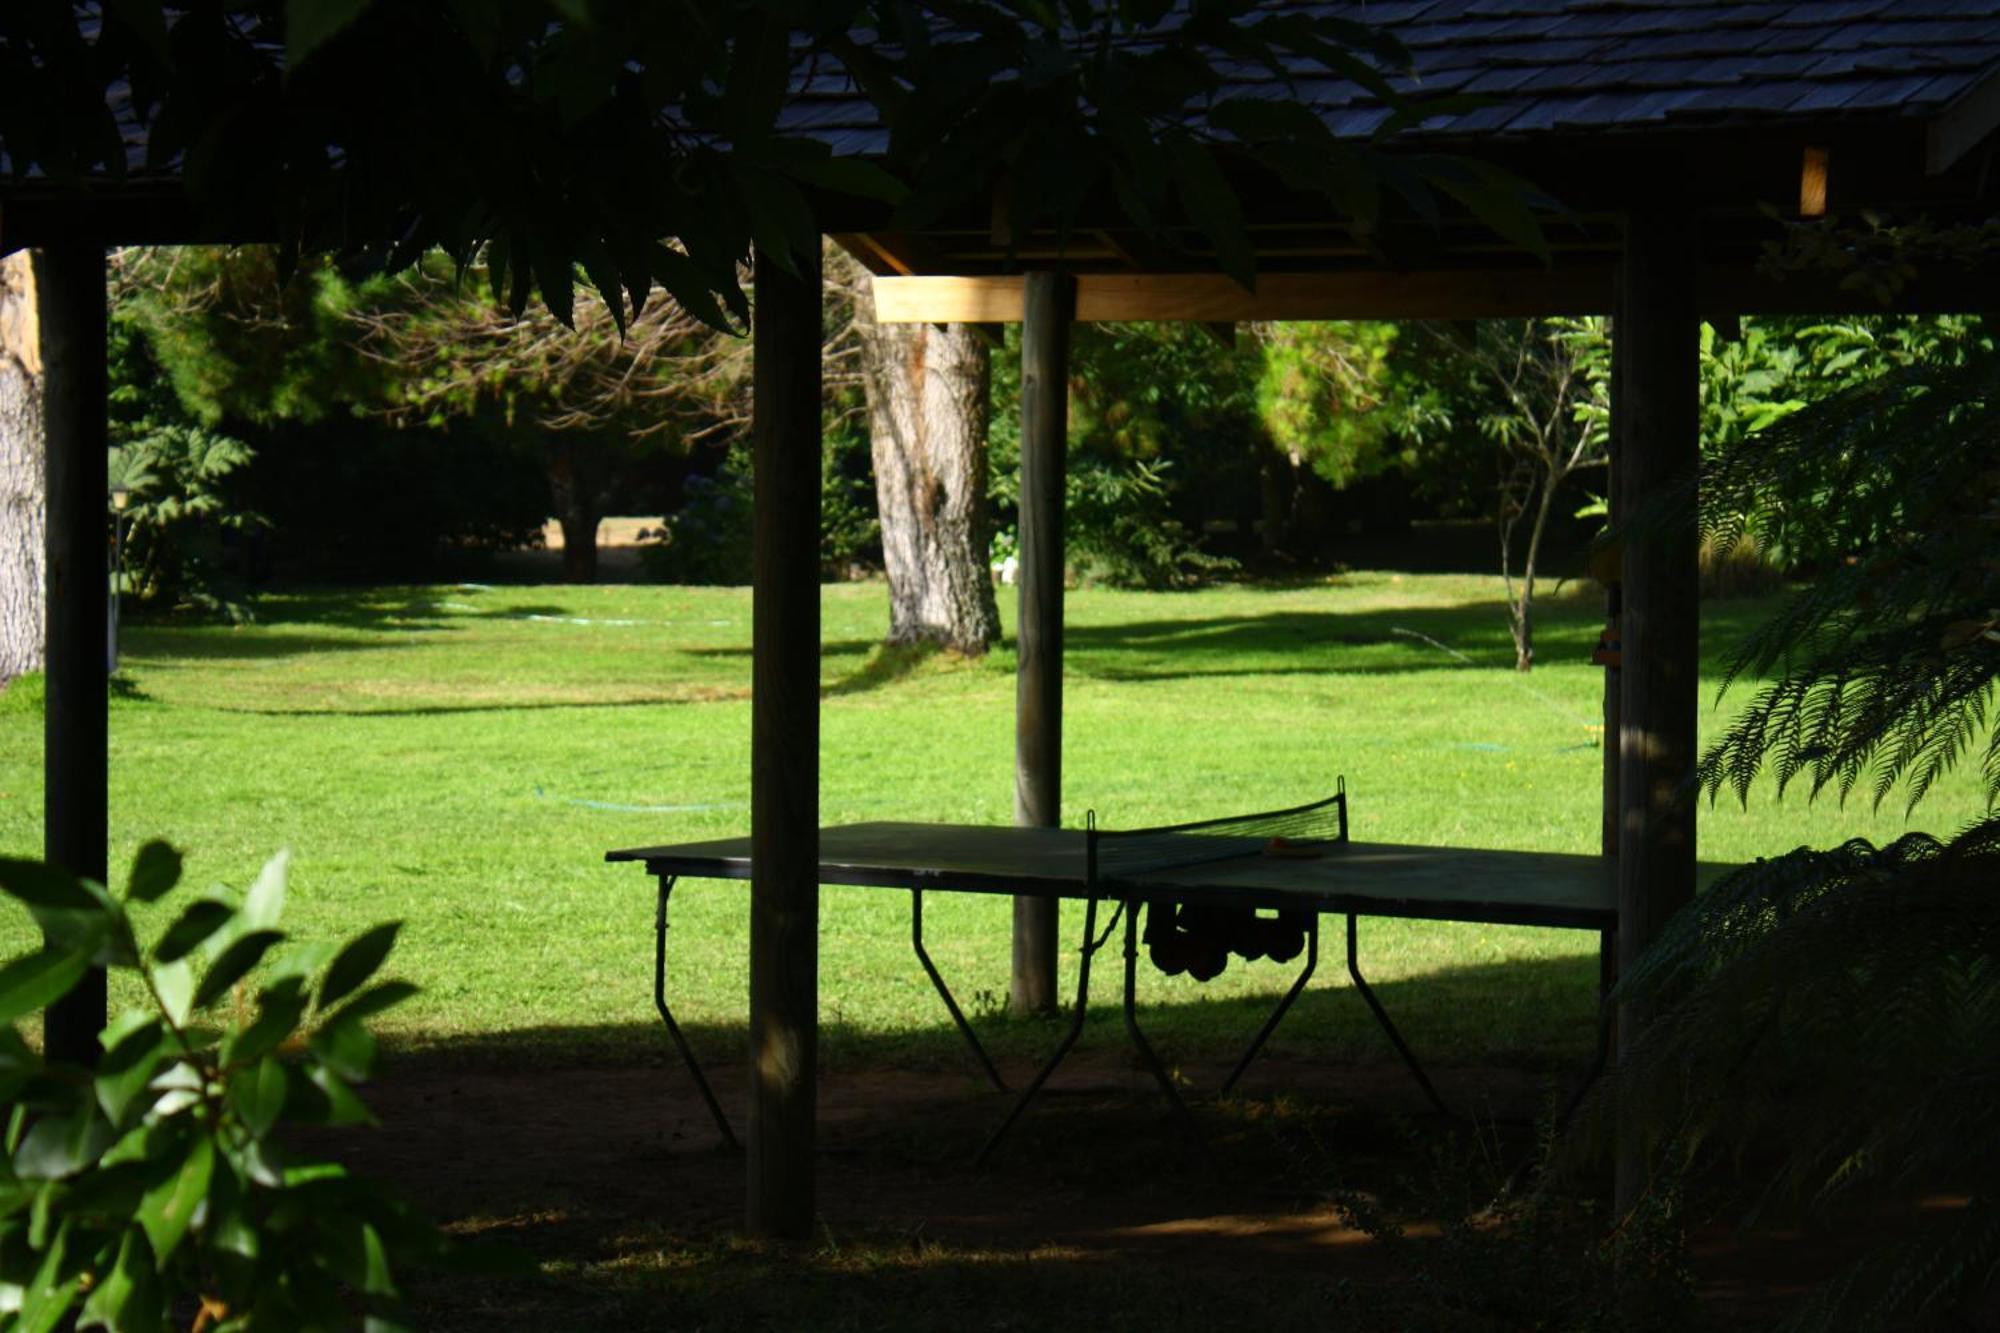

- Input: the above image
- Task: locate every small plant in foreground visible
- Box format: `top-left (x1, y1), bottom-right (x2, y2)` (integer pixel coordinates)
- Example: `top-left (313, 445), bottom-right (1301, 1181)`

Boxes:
top-left (0, 844), bottom-right (469, 1331)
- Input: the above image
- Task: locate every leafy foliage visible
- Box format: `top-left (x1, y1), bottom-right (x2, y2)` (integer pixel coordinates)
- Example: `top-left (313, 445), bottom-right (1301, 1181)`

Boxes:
top-left (1610, 827), bottom-right (2000, 1328)
top-left (1696, 326), bottom-right (1999, 812)
top-left (1252, 321), bottom-right (1407, 488)
top-left (1, 2), bottom-right (1533, 333)
top-left (0, 848), bottom-right (484, 1331)
top-left (1612, 313), bottom-right (2000, 1328)
top-left (105, 283), bottom-right (266, 619)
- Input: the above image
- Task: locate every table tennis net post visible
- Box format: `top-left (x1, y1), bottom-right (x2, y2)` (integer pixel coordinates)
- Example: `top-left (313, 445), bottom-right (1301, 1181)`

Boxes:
top-left (1086, 781), bottom-right (1348, 886)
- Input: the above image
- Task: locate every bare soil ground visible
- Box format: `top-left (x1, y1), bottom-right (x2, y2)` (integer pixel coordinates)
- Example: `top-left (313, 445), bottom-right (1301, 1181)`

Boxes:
top-left (330, 1049), bottom-right (1920, 1331)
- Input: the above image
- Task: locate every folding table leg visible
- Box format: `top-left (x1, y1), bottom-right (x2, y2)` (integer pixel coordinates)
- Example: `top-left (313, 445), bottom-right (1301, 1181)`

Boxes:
top-left (1552, 927), bottom-right (1617, 1134)
top-left (652, 877), bottom-right (739, 1150)
top-left (1120, 902), bottom-right (1213, 1161)
top-left (1346, 914), bottom-right (1452, 1118)
top-left (911, 888), bottom-right (1007, 1091)
top-left (1220, 917), bottom-right (1320, 1095)
top-left (977, 896), bottom-right (1107, 1165)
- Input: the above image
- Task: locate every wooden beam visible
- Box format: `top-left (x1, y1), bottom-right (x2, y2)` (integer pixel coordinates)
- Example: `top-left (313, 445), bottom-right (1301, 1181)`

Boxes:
top-left (35, 245), bottom-right (108, 1066)
top-left (873, 263), bottom-right (2000, 324)
top-left (1928, 65), bottom-right (2000, 174)
top-left (831, 232), bottom-right (937, 277)
top-left (874, 270), bottom-right (1617, 323)
top-left (1613, 206), bottom-right (1701, 1219)
top-left (748, 243), bottom-right (822, 1239)
top-left (1011, 271), bottom-right (1073, 1017)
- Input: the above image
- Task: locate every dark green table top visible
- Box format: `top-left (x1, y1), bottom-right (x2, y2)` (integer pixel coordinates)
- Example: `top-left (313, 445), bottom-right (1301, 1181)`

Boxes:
top-left (605, 821), bottom-right (1701, 931)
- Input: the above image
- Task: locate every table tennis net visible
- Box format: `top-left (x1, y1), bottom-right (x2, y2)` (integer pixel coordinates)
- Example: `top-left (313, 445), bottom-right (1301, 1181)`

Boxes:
top-left (1086, 786), bottom-right (1348, 885)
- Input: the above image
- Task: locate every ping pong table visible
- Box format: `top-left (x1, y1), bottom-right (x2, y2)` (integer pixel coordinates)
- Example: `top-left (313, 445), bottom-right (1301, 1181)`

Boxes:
top-left (606, 787), bottom-right (1620, 1160)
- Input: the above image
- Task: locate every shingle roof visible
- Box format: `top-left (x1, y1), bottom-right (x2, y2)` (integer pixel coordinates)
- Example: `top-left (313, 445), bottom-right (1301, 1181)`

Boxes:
top-left (780, 1), bottom-right (2000, 157)
top-left (11, 3), bottom-right (2000, 191)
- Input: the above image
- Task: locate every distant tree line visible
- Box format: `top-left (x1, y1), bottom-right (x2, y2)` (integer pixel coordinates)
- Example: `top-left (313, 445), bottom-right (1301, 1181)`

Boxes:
top-left (64, 242), bottom-right (1980, 666)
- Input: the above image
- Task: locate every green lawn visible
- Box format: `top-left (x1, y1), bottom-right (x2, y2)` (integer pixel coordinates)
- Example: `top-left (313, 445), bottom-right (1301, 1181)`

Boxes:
top-left (0, 572), bottom-right (1980, 1074)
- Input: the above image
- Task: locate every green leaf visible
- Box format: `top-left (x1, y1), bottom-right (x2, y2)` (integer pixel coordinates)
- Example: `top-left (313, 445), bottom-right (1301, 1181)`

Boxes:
top-left (220, 989), bottom-right (306, 1068)
top-left (150, 958), bottom-right (192, 1029)
top-left (1166, 137), bottom-right (1255, 291)
top-left (192, 931), bottom-right (286, 1012)
top-left (264, 940), bottom-right (338, 991)
top-left (330, 980), bottom-right (420, 1026)
top-left (286, 0), bottom-right (376, 70)
top-left (151, 900), bottom-right (232, 964)
top-left (782, 155), bottom-right (908, 205)
top-left (240, 851), bottom-right (288, 935)
top-left (28, 899), bottom-right (123, 972)
top-left (94, 1018), bottom-right (170, 1125)
top-left (16, 1218), bottom-right (76, 1333)
top-left (0, 860), bottom-right (98, 913)
top-left (77, 1226), bottom-right (162, 1333)
top-left (0, 951), bottom-right (90, 1028)
top-left (14, 1110), bottom-right (113, 1182)
top-left (135, 1134), bottom-right (211, 1262)
top-left (363, 1222), bottom-right (394, 1296)
top-left (228, 1060), bottom-right (288, 1140)
top-left (123, 843), bottom-right (182, 905)
top-left (317, 923), bottom-right (401, 1014)
top-left (1423, 158), bottom-right (1551, 262)
top-left (307, 1065), bottom-right (375, 1127)
top-left (310, 1014), bottom-right (378, 1082)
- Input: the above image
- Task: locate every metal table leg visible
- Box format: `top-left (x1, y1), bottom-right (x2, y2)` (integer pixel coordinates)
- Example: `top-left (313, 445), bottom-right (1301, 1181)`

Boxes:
top-left (1506, 928), bottom-right (1618, 1196)
top-left (912, 888), bottom-right (1007, 1091)
top-left (977, 896), bottom-right (1113, 1165)
top-left (1552, 927), bottom-right (1617, 1134)
top-left (1220, 917), bottom-right (1320, 1095)
top-left (1346, 913), bottom-right (1452, 1118)
top-left (652, 876), bottom-right (739, 1150)
top-left (1121, 902), bottom-right (1212, 1161)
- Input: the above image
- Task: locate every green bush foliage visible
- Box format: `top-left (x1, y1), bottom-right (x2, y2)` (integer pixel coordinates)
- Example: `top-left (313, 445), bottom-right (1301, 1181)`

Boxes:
top-left (0, 847), bottom-right (487, 1331)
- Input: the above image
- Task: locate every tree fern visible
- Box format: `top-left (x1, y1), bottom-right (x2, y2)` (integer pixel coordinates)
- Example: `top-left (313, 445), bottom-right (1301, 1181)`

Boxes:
top-left (1612, 316), bottom-right (2000, 1327)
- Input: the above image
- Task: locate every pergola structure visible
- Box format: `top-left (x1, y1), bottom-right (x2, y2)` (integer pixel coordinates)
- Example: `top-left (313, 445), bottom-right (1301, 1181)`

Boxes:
top-left (6, 2), bottom-right (2000, 1241)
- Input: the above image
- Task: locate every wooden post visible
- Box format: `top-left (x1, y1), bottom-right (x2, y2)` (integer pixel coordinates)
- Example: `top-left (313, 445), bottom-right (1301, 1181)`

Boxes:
top-left (1613, 207), bottom-right (1700, 1217)
top-left (748, 243), bottom-right (821, 1239)
top-left (1011, 271), bottom-right (1074, 1016)
top-left (35, 246), bottom-right (108, 1067)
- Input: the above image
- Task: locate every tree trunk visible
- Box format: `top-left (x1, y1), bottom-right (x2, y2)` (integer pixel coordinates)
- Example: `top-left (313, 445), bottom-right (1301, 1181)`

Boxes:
top-left (859, 304), bottom-right (1001, 655)
top-left (546, 445), bottom-right (601, 583)
top-left (0, 253), bottom-right (45, 682)
top-left (1511, 477), bottom-right (1561, 671)
top-left (557, 512), bottom-right (600, 583)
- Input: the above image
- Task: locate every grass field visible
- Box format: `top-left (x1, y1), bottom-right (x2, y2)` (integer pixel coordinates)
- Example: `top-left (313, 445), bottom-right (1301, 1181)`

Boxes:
top-left (0, 570), bottom-right (1981, 1076)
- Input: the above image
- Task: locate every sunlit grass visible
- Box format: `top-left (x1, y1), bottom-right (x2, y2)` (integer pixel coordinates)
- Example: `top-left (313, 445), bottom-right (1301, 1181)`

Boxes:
top-left (0, 573), bottom-right (1982, 1072)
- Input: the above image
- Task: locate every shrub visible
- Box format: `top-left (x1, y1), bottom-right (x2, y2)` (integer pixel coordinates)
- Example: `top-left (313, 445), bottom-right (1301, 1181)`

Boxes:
top-left (0, 846), bottom-right (494, 1330)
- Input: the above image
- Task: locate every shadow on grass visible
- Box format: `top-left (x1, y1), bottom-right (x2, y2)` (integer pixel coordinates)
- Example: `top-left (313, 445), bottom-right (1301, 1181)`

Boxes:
top-left (1061, 596), bottom-right (1773, 684)
top-left (122, 629), bottom-right (431, 663)
top-left (205, 690), bottom-right (749, 719)
top-left (359, 951), bottom-right (1611, 1332)
top-left (383, 950), bottom-right (1604, 1082)
top-left (824, 642), bottom-right (942, 698)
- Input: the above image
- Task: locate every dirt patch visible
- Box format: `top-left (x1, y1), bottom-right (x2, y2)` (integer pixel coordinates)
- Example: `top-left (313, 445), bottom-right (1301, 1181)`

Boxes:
top-left (314, 1048), bottom-right (1944, 1330)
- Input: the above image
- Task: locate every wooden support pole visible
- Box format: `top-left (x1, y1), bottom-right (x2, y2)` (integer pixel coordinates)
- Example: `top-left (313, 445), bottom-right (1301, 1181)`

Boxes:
top-left (1613, 207), bottom-right (1700, 1218)
top-left (1011, 271), bottom-right (1074, 1017)
top-left (35, 246), bottom-right (108, 1067)
top-left (748, 243), bottom-right (822, 1239)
